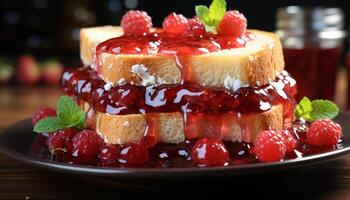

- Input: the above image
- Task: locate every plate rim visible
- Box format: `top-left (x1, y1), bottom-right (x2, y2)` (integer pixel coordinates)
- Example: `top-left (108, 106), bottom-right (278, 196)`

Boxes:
top-left (1, 118), bottom-right (350, 178)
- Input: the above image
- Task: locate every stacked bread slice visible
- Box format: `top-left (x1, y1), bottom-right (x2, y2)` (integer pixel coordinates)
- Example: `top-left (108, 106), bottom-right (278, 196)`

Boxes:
top-left (73, 26), bottom-right (294, 145)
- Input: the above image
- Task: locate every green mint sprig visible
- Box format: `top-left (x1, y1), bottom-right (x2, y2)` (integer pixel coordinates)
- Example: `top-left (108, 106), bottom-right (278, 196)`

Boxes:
top-left (34, 96), bottom-right (85, 133)
top-left (294, 97), bottom-right (339, 122)
top-left (195, 0), bottom-right (226, 33)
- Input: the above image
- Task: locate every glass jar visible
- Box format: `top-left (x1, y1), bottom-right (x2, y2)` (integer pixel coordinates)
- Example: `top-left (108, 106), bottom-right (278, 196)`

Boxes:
top-left (276, 6), bottom-right (347, 101)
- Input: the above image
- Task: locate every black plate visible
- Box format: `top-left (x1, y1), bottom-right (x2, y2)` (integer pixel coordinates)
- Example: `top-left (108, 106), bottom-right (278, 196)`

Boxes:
top-left (0, 114), bottom-right (350, 181)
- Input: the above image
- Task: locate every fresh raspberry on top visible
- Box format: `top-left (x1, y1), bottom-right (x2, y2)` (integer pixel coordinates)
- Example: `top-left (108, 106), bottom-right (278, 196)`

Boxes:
top-left (280, 130), bottom-right (297, 153)
top-left (121, 10), bottom-right (153, 36)
top-left (71, 130), bottom-right (104, 160)
top-left (46, 128), bottom-right (78, 156)
top-left (32, 107), bottom-right (57, 125)
top-left (188, 17), bottom-right (206, 37)
top-left (254, 130), bottom-right (286, 162)
top-left (218, 10), bottom-right (247, 36)
top-left (118, 143), bottom-right (149, 166)
top-left (191, 138), bottom-right (229, 167)
top-left (306, 118), bottom-right (342, 146)
top-left (162, 12), bottom-right (189, 35)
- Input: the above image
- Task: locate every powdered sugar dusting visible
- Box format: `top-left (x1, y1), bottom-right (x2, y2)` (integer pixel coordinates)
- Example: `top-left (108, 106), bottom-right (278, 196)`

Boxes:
top-left (224, 76), bottom-right (248, 92)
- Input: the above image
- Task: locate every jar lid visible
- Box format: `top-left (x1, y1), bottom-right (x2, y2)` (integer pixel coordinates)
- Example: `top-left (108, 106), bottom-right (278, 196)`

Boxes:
top-left (276, 6), bottom-right (347, 39)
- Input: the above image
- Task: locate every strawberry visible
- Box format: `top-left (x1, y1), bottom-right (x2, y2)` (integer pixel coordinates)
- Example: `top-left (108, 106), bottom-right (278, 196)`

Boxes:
top-left (16, 55), bottom-right (40, 85)
top-left (41, 59), bottom-right (64, 85)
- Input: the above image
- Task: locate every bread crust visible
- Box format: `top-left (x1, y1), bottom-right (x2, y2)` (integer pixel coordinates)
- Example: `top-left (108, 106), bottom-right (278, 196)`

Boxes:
top-left (80, 26), bottom-right (124, 66)
top-left (81, 102), bottom-right (283, 145)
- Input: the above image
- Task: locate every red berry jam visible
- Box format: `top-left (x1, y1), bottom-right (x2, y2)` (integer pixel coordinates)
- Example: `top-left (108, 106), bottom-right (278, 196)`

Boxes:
top-left (94, 31), bottom-right (255, 78)
top-left (62, 67), bottom-right (297, 143)
top-left (96, 31), bottom-right (253, 56)
top-left (62, 68), bottom-right (296, 118)
top-left (29, 120), bottom-right (342, 168)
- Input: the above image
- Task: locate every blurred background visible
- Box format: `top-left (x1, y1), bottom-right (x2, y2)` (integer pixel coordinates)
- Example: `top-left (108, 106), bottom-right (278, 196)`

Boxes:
top-left (0, 0), bottom-right (350, 126)
top-left (0, 0), bottom-right (349, 64)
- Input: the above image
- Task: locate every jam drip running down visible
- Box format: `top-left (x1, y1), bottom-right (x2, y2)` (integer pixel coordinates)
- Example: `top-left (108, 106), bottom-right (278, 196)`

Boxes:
top-left (62, 68), bottom-right (296, 116)
top-left (75, 29), bottom-right (295, 145)
top-left (29, 120), bottom-right (340, 168)
top-left (62, 68), bottom-right (297, 141)
top-left (94, 31), bottom-right (255, 80)
top-left (95, 31), bottom-right (255, 56)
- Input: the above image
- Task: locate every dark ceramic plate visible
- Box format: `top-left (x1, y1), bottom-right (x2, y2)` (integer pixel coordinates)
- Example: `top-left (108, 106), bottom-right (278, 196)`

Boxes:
top-left (0, 114), bottom-right (350, 181)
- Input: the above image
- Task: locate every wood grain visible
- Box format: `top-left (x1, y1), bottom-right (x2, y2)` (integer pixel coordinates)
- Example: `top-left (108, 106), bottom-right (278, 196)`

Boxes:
top-left (0, 68), bottom-right (349, 199)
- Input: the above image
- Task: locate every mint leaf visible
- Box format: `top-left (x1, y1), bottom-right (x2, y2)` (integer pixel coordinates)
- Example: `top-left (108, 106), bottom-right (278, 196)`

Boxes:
top-left (310, 100), bottom-right (339, 120)
top-left (196, 5), bottom-right (211, 24)
top-left (33, 96), bottom-right (85, 134)
top-left (294, 97), bottom-right (339, 122)
top-left (196, 5), bottom-right (215, 32)
top-left (33, 117), bottom-right (67, 133)
top-left (208, 0), bottom-right (226, 26)
top-left (66, 112), bottom-right (85, 130)
top-left (57, 96), bottom-right (85, 130)
top-left (195, 0), bottom-right (227, 33)
top-left (294, 97), bottom-right (312, 121)
top-left (57, 96), bottom-right (82, 123)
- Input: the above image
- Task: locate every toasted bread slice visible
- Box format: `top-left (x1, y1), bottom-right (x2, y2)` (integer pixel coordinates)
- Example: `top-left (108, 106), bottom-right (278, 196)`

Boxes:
top-left (80, 26), bottom-right (124, 66)
top-left (80, 26), bottom-right (284, 88)
top-left (81, 102), bottom-right (283, 145)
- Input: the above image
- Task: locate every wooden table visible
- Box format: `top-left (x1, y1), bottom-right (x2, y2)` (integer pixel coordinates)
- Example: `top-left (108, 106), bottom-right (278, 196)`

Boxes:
top-left (0, 69), bottom-right (349, 199)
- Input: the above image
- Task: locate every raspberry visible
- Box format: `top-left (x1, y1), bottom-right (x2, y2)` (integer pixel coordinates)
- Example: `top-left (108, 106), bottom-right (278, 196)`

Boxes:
top-left (188, 17), bottom-right (205, 37)
top-left (98, 145), bottom-right (120, 166)
top-left (306, 119), bottom-right (342, 146)
top-left (46, 128), bottom-right (78, 157)
top-left (218, 10), bottom-right (247, 36)
top-left (121, 10), bottom-right (153, 36)
top-left (162, 12), bottom-right (189, 35)
top-left (118, 144), bottom-right (149, 166)
top-left (254, 130), bottom-right (286, 162)
top-left (281, 130), bottom-right (297, 153)
top-left (71, 130), bottom-right (104, 160)
top-left (191, 138), bottom-right (229, 167)
top-left (32, 107), bottom-right (56, 125)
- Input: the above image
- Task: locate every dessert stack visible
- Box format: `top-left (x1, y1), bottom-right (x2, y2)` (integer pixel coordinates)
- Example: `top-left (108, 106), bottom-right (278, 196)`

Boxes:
top-left (33, 0), bottom-right (342, 167)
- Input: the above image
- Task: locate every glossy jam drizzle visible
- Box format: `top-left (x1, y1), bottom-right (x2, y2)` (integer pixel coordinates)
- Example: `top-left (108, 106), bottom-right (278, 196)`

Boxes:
top-left (29, 120), bottom-right (341, 168)
top-left (94, 31), bottom-right (255, 80)
top-left (62, 67), bottom-right (297, 143)
top-left (64, 30), bottom-right (295, 148)
top-left (62, 68), bottom-right (296, 118)
top-left (95, 31), bottom-right (254, 55)
top-left (86, 30), bottom-right (294, 145)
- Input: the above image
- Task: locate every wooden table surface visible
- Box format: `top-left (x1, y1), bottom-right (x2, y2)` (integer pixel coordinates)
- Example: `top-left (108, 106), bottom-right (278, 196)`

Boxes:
top-left (0, 69), bottom-right (349, 200)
